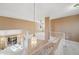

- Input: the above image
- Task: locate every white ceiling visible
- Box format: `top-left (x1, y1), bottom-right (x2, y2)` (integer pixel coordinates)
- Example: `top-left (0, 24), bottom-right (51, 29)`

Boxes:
top-left (0, 3), bottom-right (79, 22)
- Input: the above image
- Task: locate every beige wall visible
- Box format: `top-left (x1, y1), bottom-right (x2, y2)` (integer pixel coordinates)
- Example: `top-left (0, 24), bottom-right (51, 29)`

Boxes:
top-left (0, 16), bottom-right (36, 49)
top-left (51, 14), bottom-right (79, 42)
top-left (0, 16), bottom-right (36, 33)
top-left (45, 17), bottom-right (50, 40)
top-left (0, 37), bottom-right (7, 49)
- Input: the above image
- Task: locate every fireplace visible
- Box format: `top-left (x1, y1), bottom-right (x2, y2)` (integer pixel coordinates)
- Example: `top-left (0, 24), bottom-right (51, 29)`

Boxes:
top-left (7, 35), bottom-right (17, 46)
top-left (0, 30), bottom-right (24, 50)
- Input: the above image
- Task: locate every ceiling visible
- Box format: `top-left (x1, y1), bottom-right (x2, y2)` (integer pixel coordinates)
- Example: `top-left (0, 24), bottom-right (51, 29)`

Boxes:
top-left (0, 3), bottom-right (79, 22)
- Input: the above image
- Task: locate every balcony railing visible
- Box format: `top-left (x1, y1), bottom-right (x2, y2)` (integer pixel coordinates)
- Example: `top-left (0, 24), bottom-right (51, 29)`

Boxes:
top-left (28, 32), bottom-right (65, 55)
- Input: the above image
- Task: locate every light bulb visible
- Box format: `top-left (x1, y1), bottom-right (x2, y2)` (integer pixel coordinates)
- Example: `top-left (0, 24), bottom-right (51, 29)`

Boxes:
top-left (31, 35), bottom-right (37, 47)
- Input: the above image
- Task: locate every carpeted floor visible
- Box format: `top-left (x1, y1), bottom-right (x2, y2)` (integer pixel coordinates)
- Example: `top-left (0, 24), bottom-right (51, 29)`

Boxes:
top-left (63, 40), bottom-right (79, 55)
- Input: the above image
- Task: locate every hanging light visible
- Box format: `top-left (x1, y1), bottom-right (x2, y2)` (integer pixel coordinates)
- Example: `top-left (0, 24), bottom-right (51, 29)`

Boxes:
top-left (31, 3), bottom-right (37, 47)
top-left (31, 34), bottom-right (37, 47)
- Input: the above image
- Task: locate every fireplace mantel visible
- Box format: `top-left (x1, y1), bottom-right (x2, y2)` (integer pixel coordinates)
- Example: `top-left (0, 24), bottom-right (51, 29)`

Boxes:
top-left (0, 30), bottom-right (23, 36)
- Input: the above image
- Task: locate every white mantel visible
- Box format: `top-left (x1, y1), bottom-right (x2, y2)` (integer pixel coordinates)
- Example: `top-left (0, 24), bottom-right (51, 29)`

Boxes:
top-left (0, 30), bottom-right (23, 36)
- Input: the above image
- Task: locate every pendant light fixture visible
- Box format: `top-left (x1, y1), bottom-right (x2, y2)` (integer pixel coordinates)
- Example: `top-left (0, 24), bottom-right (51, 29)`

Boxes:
top-left (31, 3), bottom-right (37, 47)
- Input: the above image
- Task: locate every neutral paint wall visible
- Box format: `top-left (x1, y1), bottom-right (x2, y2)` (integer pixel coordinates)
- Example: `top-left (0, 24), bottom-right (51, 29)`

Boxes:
top-left (0, 16), bottom-right (36, 33)
top-left (51, 14), bottom-right (79, 42)
top-left (45, 17), bottom-right (50, 40)
top-left (0, 16), bottom-right (36, 49)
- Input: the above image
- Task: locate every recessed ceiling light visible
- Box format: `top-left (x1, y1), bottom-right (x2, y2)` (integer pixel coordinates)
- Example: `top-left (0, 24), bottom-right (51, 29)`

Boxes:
top-left (73, 4), bottom-right (79, 8)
